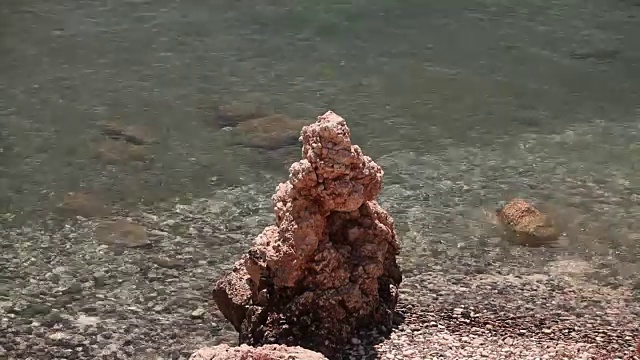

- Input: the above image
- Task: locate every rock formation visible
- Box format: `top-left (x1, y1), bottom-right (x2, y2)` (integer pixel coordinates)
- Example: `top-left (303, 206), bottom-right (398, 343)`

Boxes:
top-left (189, 344), bottom-right (328, 360)
top-left (496, 198), bottom-right (560, 247)
top-left (211, 111), bottom-right (402, 358)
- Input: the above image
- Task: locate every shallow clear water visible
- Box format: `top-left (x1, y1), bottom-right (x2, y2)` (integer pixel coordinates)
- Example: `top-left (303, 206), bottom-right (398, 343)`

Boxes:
top-left (1, 1), bottom-right (640, 357)
top-left (2, 0), bottom-right (640, 303)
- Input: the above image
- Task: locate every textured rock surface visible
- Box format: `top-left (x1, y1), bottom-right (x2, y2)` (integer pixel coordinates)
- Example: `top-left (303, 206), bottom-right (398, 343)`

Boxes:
top-left (189, 344), bottom-right (328, 360)
top-left (496, 198), bottom-right (560, 247)
top-left (211, 111), bottom-right (402, 358)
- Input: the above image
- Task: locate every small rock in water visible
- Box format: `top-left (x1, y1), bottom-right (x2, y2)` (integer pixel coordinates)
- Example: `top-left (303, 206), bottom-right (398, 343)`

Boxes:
top-left (95, 139), bottom-right (150, 164)
top-left (234, 114), bottom-right (308, 150)
top-left (48, 332), bottom-right (69, 341)
top-left (0, 301), bottom-right (15, 312)
top-left (150, 255), bottom-right (185, 269)
top-left (495, 198), bottom-right (560, 247)
top-left (75, 315), bottom-right (100, 327)
top-left (59, 191), bottom-right (110, 218)
top-left (98, 120), bottom-right (156, 145)
top-left (94, 219), bottom-right (150, 248)
top-left (93, 272), bottom-right (107, 287)
top-left (191, 308), bottom-right (206, 319)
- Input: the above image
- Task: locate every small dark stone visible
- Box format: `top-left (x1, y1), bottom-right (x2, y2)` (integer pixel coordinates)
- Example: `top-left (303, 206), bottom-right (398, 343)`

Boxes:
top-left (93, 272), bottom-right (107, 288)
top-left (156, 288), bottom-right (167, 296)
top-left (80, 305), bottom-right (98, 314)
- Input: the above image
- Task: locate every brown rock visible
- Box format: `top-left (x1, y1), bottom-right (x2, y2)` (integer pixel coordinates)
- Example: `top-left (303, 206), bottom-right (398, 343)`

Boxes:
top-left (98, 120), bottom-right (156, 145)
top-left (211, 259), bottom-right (253, 332)
top-left (211, 111), bottom-right (402, 358)
top-left (496, 198), bottom-right (560, 247)
top-left (234, 114), bottom-right (307, 150)
top-left (189, 344), bottom-right (328, 360)
top-left (59, 191), bottom-right (110, 218)
top-left (202, 100), bottom-right (305, 150)
top-left (95, 139), bottom-right (150, 164)
top-left (94, 218), bottom-right (150, 248)
top-left (211, 102), bottom-right (271, 128)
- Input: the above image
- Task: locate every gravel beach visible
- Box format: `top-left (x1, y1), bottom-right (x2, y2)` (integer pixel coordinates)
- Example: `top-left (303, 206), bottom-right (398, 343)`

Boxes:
top-left (346, 271), bottom-right (639, 359)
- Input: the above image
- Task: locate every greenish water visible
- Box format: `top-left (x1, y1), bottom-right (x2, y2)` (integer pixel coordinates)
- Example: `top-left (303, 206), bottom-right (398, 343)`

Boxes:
top-left (1, 1), bottom-right (639, 261)
top-left (1, 2), bottom-right (639, 358)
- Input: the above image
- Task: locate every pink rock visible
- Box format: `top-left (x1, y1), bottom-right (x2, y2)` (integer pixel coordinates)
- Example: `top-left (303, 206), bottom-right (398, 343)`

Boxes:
top-left (212, 111), bottom-right (402, 358)
top-left (189, 344), bottom-right (327, 360)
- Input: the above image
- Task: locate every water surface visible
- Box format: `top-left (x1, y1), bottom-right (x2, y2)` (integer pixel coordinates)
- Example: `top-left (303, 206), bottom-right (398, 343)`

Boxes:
top-left (1, 0), bottom-right (639, 294)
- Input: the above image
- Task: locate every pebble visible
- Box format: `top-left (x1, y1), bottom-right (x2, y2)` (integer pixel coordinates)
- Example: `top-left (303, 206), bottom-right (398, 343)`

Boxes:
top-left (92, 272), bottom-right (107, 287)
top-left (190, 308), bottom-right (206, 319)
top-left (48, 332), bottom-right (69, 341)
top-left (141, 213), bottom-right (159, 222)
top-left (149, 229), bottom-right (169, 237)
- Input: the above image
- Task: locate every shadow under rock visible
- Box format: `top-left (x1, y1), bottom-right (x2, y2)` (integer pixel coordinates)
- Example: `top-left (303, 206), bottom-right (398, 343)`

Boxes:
top-left (340, 310), bottom-right (406, 360)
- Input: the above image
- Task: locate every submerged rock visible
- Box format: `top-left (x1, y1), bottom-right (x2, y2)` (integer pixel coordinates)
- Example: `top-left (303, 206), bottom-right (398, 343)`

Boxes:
top-left (202, 100), bottom-right (307, 150)
top-left (209, 111), bottom-right (402, 358)
top-left (569, 48), bottom-right (621, 62)
top-left (495, 198), bottom-right (560, 247)
top-left (95, 139), bottom-right (150, 164)
top-left (234, 114), bottom-right (307, 150)
top-left (98, 120), bottom-right (156, 145)
top-left (59, 191), bottom-right (111, 218)
top-left (211, 102), bottom-right (271, 129)
top-left (94, 218), bottom-right (150, 248)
